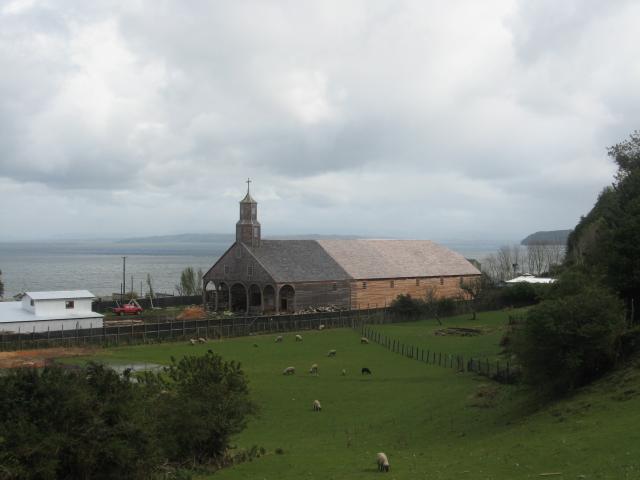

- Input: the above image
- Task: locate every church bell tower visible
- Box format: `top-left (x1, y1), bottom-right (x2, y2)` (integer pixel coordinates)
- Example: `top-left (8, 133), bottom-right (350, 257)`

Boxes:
top-left (236, 178), bottom-right (261, 247)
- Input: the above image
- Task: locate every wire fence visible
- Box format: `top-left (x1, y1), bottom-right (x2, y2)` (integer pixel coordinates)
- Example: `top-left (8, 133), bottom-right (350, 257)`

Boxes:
top-left (360, 325), bottom-right (520, 384)
top-left (0, 308), bottom-right (387, 352)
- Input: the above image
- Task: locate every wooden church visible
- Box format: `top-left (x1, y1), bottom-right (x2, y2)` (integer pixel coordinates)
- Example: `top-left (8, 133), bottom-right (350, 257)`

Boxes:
top-left (203, 183), bottom-right (481, 314)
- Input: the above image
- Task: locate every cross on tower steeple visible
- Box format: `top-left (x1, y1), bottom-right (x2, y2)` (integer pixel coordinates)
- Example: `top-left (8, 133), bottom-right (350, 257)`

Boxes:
top-left (246, 177), bottom-right (251, 194)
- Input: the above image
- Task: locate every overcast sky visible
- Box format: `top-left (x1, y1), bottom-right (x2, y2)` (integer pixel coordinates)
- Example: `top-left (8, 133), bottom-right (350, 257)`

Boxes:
top-left (1, 0), bottom-right (638, 243)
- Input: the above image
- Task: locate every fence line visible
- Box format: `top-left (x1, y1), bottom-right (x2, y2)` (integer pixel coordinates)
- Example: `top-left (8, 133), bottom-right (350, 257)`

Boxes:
top-left (0, 308), bottom-right (386, 352)
top-left (359, 325), bottom-right (519, 384)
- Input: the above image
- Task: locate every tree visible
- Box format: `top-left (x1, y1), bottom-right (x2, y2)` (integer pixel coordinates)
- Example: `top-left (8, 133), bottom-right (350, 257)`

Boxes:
top-left (460, 275), bottom-right (490, 320)
top-left (176, 267), bottom-right (198, 296)
top-left (0, 269), bottom-right (4, 298)
top-left (141, 351), bottom-right (257, 465)
top-left (146, 273), bottom-right (155, 308)
top-left (566, 130), bottom-right (640, 322)
top-left (510, 273), bottom-right (625, 394)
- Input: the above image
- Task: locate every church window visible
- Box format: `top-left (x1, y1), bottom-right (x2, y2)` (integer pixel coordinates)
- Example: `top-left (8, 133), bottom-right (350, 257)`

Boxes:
top-left (224, 265), bottom-right (230, 274)
top-left (253, 226), bottom-right (259, 238)
top-left (440, 277), bottom-right (444, 285)
top-left (390, 280), bottom-right (395, 288)
top-left (362, 281), bottom-right (367, 290)
top-left (248, 264), bottom-right (254, 277)
top-left (235, 247), bottom-right (242, 258)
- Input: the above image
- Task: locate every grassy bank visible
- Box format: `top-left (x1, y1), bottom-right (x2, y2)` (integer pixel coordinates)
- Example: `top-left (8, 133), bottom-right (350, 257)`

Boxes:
top-left (64, 310), bottom-right (640, 479)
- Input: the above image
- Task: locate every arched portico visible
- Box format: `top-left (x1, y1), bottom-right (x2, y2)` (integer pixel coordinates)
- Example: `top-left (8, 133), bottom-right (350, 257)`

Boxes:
top-left (263, 285), bottom-right (276, 313)
top-left (203, 280), bottom-right (218, 310)
top-left (230, 283), bottom-right (248, 313)
top-left (249, 284), bottom-right (262, 313)
top-left (279, 284), bottom-right (295, 313)
top-left (217, 282), bottom-right (230, 311)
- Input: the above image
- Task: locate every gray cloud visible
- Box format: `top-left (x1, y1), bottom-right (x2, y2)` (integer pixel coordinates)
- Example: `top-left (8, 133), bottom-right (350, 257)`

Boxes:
top-left (0, 0), bottom-right (637, 242)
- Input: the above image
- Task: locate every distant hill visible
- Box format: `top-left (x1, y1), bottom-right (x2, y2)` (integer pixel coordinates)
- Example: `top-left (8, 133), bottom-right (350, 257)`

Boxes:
top-left (521, 230), bottom-right (572, 245)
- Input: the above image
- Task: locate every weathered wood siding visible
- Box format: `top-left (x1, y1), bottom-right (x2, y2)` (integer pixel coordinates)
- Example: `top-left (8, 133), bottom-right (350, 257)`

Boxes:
top-left (203, 242), bottom-right (274, 286)
top-left (280, 280), bottom-right (351, 310)
top-left (349, 275), bottom-right (481, 309)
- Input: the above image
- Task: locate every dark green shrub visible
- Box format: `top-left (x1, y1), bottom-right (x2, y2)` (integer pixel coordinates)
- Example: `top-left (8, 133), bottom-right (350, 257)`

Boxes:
top-left (511, 280), bottom-right (625, 394)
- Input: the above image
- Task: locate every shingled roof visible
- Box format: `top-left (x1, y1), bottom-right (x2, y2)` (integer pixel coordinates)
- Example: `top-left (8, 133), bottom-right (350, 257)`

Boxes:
top-left (249, 240), bottom-right (351, 283)
top-left (247, 239), bottom-right (479, 282)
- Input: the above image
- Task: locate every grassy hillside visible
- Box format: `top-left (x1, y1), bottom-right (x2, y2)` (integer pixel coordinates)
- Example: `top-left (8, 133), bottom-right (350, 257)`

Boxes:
top-left (66, 311), bottom-right (640, 479)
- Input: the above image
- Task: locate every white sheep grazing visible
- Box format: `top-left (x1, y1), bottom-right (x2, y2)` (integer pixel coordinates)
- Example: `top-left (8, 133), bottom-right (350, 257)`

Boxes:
top-left (376, 452), bottom-right (390, 472)
top-left (275, 335), bottom-right (283, 343)
top-left (318, 324), bottom-right (325, 331)
top-left (309, 363), bottom-right (318, 375)
top-left (189, 338), bottom-right (196, 346)
top-left (327, 349), bottom-right (336, 357)
top-left (312, 399), bottom-right (322, 411)
top-left (197, 337), bottom-right (206, 343)
top-left (282, 366), bottom-right (295, 375)
top-left (341, 369), bottom-right (346, 376)
top-left (360, 337), bottom-right (369, 344)
top-left (295, 334), bottom-right (303, 342)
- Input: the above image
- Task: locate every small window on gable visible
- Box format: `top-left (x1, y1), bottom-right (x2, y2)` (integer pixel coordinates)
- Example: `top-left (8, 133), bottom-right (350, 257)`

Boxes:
top-left (65, 301), bottom-right (74, 309)
top-left (332, 283), bottom-right (337, 291)
top-left (390, 280), bottom-right (395, 288)
top-left (440, 277), bottom-right (444, 285)
top-left (362, 281), bottom-right (367, 290)
top-left (235, 247), bottom-right (242, 259)
top-left (248, 264), bottom-right (254, 277)
top-left (224, 264), bottom-right (230, 274)
top-left (416, 278), bottom-right (420, 286)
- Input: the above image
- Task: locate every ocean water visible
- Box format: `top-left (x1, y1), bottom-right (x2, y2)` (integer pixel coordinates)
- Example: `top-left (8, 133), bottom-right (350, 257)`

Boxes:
top-left (0, 239), bottom-right (503, 299)
top-left (0, 241), bottom-right (227, 298)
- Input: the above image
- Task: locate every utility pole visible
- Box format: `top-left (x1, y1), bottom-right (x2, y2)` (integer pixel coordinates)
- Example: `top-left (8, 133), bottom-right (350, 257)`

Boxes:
top-left (122, 256), bottom-right (127, 302)
top-left (131, 275), bottom-right (134, 298)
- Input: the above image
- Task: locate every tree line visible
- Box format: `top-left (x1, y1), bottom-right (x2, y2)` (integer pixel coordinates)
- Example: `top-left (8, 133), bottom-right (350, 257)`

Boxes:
top-left (506, 130), bottom-right (640, 395)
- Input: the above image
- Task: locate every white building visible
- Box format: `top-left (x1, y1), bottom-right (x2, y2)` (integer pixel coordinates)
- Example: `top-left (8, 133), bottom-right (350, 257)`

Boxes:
top-left (0, 290), bottom-right (103, 334)
top-left (505, 273), bottom-right (556, 285)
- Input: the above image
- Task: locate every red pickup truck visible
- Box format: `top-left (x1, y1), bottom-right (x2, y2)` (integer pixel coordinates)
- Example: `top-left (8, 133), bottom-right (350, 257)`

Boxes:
top-left (112, 302), bottom-right (143, 316)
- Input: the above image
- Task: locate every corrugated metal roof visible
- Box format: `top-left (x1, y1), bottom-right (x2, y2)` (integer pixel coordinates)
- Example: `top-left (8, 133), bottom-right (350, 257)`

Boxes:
top-left (318, 239), bottom-right (481, 279)
top-left (25, 290), bottom-right (96, 300)
top-left (246, 239), bottom-right (480, 282)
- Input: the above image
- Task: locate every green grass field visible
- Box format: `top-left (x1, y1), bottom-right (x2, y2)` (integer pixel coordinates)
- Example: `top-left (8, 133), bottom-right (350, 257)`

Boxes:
top-left (66, 310), bottom-right (640, 479)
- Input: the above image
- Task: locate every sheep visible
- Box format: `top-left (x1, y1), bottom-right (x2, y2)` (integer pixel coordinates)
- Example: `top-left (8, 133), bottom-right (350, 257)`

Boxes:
top-left (197, 337), bottom-right (206, 343)
top-left (312, 399), bottom-right (322, 412)
top-left (275, 335), bottom-right (283, 343)
top-left (341, 369), bottom-right (347, 376)
top-left (376, 452), bottom-right (390, 472)
top-left (189, 338), bottom-right (196, 346)
top-left (282, 366), bottom-right (295, 375)
top-left (360, 337), bottom-right (369, 344)
top-left (361, 367), bottom-right (372, 375)
top-left (318, 324), bottom-right (325, 331)
top-left (295, 334), bottom-right (303, 342)
top-left (327, 349), bottom-right (337, 357)
top-left (309, 363), bottom-right (319, 375)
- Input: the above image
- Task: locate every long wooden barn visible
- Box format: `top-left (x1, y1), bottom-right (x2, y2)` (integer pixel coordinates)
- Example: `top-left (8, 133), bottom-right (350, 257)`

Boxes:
top-left (203, 186), bottom-right (481, 314)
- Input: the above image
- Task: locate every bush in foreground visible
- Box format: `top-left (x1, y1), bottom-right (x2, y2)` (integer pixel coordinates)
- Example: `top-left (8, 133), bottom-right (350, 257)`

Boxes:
top-left (0, 352), bottom-right (256, 479)
top-left (511, 274), bottom-right (626, 394)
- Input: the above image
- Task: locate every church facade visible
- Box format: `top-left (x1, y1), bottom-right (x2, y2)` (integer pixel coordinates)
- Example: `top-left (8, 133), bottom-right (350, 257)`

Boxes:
top-left (203, 185), bottom-right (481, 314)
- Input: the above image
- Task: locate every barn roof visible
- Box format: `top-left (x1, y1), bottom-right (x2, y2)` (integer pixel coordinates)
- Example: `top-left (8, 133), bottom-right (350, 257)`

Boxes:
top-left (249, 240), bottom-right (350, 283)
top-left (247, 239), bottom-right (480, 282)
top-left (318, 239), bottom-right (480, 279)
